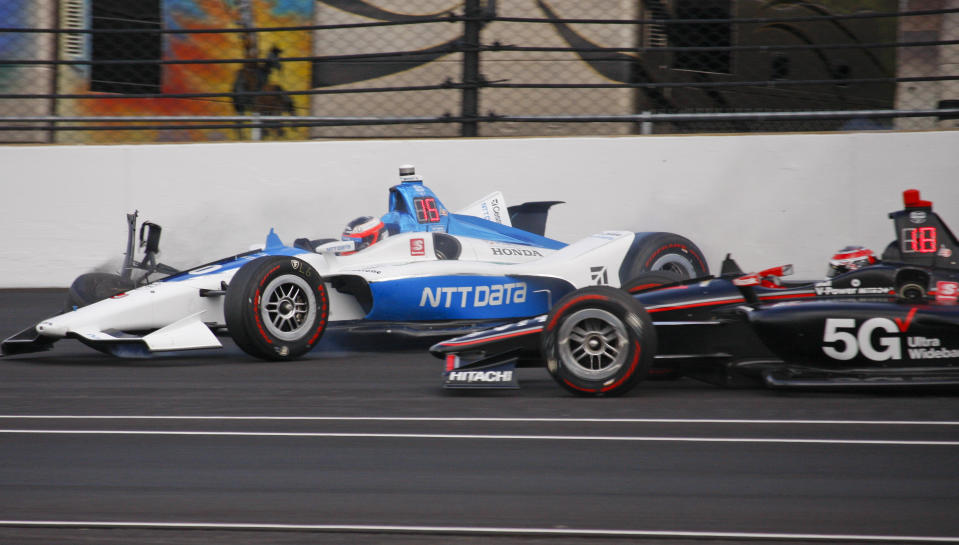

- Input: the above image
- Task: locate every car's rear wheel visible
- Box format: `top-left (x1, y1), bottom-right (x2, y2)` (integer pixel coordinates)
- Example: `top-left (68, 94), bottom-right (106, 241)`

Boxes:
top-left (542, 286), bottom-right (656, 396)
top-left (622, 270), bottom-right (684, 295)
top-left (225, 256), bottom-right (329, 360)
top-left (622, 232), bottom-right (708, 282)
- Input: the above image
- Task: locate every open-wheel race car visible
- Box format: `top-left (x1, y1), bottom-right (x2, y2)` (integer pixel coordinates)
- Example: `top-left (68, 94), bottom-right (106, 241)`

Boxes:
top-left (432, 189), bottom-right (959, 395)
top-left (2, 165), bottom-right (709, 361)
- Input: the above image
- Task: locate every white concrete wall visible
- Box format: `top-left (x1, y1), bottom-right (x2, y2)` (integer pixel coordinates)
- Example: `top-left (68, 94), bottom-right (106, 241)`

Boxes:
top-left (1, 130), bottom-right (957, 287)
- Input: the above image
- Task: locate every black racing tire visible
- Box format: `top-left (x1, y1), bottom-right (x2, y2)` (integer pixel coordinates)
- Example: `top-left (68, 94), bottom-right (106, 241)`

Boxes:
top-left (621, 232), bottom-right (709, 283)
top-left (542, 286), bottom-right (656, 397)
top-left (66, 272), bottom-right (136, 310)
top-left (224, 256), bottom-right (329, 361)
top-left (622, 270), bottom-right (684, 295)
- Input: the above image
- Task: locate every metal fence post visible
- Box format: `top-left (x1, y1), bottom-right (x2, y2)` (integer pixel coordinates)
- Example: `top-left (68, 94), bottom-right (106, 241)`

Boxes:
top-left (460, 0), bottom-right (482, 137)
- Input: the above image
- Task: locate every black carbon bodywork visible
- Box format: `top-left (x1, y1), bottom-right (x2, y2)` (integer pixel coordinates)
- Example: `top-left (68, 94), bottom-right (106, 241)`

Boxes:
top-left (432, 190), bottom-right (959, 390)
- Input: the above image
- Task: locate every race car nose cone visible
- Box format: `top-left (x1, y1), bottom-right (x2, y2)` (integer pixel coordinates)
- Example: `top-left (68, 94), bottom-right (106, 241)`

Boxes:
top-left (36, 319), bottom-right (68, 337)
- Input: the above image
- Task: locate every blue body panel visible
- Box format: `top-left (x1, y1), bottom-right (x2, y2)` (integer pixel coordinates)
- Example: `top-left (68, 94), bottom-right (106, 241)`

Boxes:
top-left (445, 214), bottom-right (566, 250)
top-left (367, 275), bottom-right (566, 321)
top-left (162, 229), bottom-right (307, 283)
top-left (380, 180), bottom-right (567, 250)
top-left (163, 185), bottom-right (568, 324)
top-left (381, 180), bottom-right (451, 234)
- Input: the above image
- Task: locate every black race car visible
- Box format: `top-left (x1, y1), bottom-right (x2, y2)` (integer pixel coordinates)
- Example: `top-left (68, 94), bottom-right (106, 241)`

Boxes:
top-left (431, 189), bottom-right (959, 395)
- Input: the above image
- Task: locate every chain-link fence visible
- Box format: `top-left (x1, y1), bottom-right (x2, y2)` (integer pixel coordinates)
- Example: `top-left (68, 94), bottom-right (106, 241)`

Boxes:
top-left (1, 0), bottom-right (957, 143)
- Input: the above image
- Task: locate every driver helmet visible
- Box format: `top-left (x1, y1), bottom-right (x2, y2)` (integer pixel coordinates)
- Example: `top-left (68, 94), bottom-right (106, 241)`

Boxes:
top-left (827, 246), bottom-right (877, 278)
top-left (341, 216), bottom-right (388, 254)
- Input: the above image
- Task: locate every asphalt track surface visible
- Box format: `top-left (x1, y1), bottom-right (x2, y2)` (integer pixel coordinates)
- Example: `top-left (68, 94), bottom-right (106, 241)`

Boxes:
top-left (1, 289), bottom-right (958, 545)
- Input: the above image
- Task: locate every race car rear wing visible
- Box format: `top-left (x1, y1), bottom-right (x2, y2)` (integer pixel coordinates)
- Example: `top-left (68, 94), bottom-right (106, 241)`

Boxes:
top-left (508, 201), bottom-right (564, 237)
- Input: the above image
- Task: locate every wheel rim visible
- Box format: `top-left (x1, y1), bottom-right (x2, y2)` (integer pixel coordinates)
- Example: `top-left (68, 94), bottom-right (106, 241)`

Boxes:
top-left (900, 283), bottom-right (925, 300)
top-left (649, 253), bottom-right (695, 278)
top-left (557, 308), bottom-right (629, 381)
top-left (260, 274), bottom-right (317, 341)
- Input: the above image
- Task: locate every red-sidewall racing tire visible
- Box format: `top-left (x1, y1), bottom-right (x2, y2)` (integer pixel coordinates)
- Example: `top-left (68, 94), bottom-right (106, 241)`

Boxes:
top-left (622, 271), bottom-right (685, 295)
top-left (542, 286), bottom-right (656, 397)
top-left (224, 256), bottom-right (329, 361)
top-left (623, 232), bottom-right (709, 283)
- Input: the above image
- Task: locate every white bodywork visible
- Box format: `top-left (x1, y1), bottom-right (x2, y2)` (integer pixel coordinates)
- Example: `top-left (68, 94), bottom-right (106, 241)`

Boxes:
top-left (32, 229), bottom-right (638, 353)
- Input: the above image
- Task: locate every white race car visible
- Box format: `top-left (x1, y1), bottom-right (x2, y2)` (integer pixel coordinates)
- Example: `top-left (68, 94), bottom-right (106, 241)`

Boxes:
top-left (2, 165), bottom-right (709, 361)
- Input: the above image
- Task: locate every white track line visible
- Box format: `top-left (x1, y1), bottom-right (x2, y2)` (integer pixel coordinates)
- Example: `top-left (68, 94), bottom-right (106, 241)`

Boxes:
top-left (0, 521), bottom-right (956, 542)
top-left (0, 429), bottom-right (956, 445)
top-left (0, 415), bottom-right (957, 425)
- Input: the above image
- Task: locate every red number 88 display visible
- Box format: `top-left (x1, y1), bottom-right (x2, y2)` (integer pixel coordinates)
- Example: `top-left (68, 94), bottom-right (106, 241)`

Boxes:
top-left (902, 227), bottom-right (937, 253)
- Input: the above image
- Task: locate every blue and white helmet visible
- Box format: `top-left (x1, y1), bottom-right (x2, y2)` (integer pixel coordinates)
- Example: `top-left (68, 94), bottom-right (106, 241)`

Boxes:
top-left (341, 216), bottom-right (388, 254)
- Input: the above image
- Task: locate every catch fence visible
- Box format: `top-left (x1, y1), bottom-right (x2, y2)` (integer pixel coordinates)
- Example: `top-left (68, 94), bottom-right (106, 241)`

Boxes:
top-left (1, 0), bottom-right (957, 143)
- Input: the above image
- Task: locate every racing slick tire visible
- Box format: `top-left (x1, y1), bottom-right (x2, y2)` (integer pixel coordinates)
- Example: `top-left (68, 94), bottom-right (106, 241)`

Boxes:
top-left (621, 232), bottom-right (709, 282)
top-left (224, 256), bottom-right (329, 361)
top-left (542, 286), bottom-right (656, 397)
top-left (66, 273), bottom-right (136, 310)
top-left (622, 270), bottom-right (684, 295)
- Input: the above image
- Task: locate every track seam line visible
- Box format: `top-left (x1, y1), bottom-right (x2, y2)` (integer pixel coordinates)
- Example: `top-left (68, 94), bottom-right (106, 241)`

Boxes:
top-left (0, 415), bottom-right (957, 425)
top-left (0, 521), bottom-right (956, 542)
top-left (0, 429), bottom-right (957, 445)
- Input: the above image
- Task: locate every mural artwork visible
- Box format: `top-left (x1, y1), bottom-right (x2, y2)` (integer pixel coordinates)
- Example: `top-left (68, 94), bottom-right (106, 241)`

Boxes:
top-left (55, 0), bottom-right (312, 143)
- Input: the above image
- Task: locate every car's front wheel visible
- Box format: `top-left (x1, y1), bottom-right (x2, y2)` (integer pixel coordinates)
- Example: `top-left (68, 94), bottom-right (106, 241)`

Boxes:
top-left (542, 286), bottom-right (656, 396)
top-left (224, 256), bottom-right (329, 360)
